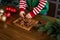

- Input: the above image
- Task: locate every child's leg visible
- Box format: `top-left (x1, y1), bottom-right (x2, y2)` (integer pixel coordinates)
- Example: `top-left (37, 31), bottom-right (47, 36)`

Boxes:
top-left (39, 2), bottom-right (49, 16)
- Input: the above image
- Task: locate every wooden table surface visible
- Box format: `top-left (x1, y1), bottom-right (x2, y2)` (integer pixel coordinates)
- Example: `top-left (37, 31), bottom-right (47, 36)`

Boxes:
top-left (0, 13), bottom-right (55, 40)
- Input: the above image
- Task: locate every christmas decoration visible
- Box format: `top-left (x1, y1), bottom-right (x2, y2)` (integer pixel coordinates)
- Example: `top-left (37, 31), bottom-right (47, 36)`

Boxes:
top-left (4, 12), bottom-right (11, 18)
top-left (0, 9), bottom-right (4, 20)
top-left (2, 15), bottom-right (6, 22)
top-left (0, 9), bottom-right (4, 16)
top-left (0, 9), bottom-right (4, 13)
top-left (6, 7), bottom-right (11, 11)
top-left (37, 19), bottom-right (60, 40)
top-left (11, 8), bottom-right (16, 12)
top-left (5, 6), bottom-right (17, 13)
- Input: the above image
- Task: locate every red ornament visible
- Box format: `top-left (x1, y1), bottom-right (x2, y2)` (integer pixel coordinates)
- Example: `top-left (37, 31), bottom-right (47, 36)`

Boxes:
top-left (8, 8), bottom-right (11, 11)
top-left (11, 9), bottom-right (13, 12)
top-left (13, 9), bottom-right (16, 12)
top-left (4, 12), bottom-right (11, 17)
top-left (6, 7), bottom-right (11, 11)
top-left (6, 8), bottom-right (9, 10)
top-left (5, 6), bottom-right (17, 13)
top-left (11, 9), bottom-right (16, 12)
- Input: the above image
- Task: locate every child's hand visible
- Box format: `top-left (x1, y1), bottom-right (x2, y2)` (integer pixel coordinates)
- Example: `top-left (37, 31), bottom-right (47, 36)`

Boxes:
top-left (19, 11), bottom-right (25, 18)
top-left (26, 13), bottom-right (32, 18)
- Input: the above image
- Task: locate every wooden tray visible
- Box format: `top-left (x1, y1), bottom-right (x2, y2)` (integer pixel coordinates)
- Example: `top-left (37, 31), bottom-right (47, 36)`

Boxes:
top-left (13, 17), bottom-right (38, 31)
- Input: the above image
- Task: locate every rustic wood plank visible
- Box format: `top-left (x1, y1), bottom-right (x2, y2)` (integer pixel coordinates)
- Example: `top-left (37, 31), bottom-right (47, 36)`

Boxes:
top-left (0, 14), bottom-right (54, 40)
